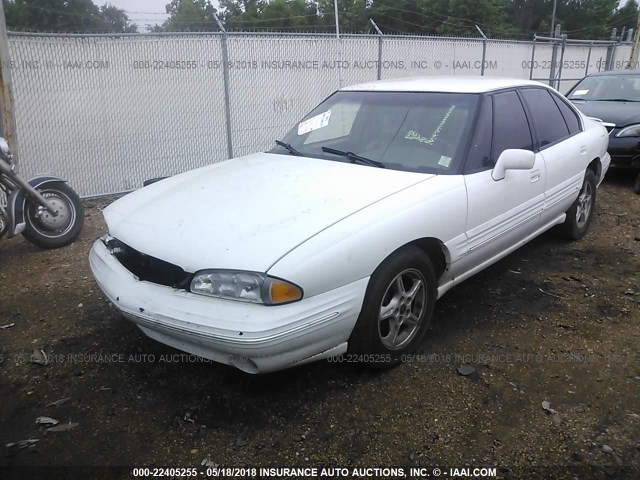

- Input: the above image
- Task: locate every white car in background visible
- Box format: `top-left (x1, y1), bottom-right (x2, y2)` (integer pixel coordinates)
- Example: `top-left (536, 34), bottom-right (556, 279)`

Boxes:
top-left (90, 77), bottom-right (610, 374)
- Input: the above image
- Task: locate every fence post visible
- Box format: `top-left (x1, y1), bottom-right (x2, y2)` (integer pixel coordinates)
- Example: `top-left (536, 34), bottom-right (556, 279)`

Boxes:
top-left (585, 42), bottom-right (593, 76)
top-left (214, 14), bottom-right (233, 160)
top-left (370, 19), bottom-right (383, 80)
top-left (529, 35), bottom-right (537, 80)
top-left (556, 35), bottom-right (566, 90)
top-left (0, 2), bottom-right (19, 170)
top-left (605, 28), bottom-right (617, 70)
top-left (475, 25), bottom-right (488, 76)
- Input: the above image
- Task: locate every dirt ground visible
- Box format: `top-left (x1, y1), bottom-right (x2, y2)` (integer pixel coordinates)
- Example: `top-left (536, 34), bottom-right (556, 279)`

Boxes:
top-left (1, 171), bottom-right (639, 480)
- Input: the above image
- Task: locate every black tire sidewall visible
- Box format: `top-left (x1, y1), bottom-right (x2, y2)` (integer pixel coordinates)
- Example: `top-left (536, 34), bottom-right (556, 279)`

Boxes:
top-left (562, 170), bottom-right (597, 240)
top-left (348, 246), bottom-right (437, 366)
top-left (22, 182), bottom-right (84, 249)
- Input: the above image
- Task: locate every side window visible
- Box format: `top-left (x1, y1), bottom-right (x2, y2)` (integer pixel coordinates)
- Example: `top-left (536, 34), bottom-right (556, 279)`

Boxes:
top-left (465, 96), bottom-right (493, 173)
top-left (491, 91), bottom-right (533, 162)
top-left (521, 88), bottom-right (570, 147)
top-left (551, 94), bottom-right (582, 135)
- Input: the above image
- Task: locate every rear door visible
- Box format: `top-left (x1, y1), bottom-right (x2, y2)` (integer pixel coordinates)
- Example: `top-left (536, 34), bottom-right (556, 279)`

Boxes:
top-left (520, 88), bottom-right (586, 225)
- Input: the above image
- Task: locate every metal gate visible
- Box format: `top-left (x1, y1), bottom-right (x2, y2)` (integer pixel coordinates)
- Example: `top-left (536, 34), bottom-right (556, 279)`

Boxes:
top-left (528, 34), bottom-right (633, 94)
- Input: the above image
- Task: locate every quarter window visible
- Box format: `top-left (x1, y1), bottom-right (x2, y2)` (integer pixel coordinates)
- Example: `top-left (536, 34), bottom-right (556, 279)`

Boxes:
top-left (521, 88), bottom-right (570, 147)
top-left (491, 91), bottom-right (533, 162)
top-left (551, 94), bottom-right (581, 135)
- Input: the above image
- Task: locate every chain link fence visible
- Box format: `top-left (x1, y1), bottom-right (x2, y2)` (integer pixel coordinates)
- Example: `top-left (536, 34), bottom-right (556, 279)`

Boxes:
top-left (4, 31), bottom-right (634, 197)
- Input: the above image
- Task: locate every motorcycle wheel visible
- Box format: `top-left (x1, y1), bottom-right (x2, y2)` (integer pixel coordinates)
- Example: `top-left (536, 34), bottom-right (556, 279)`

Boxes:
top-left (22, 182), bottom-right (84, 249)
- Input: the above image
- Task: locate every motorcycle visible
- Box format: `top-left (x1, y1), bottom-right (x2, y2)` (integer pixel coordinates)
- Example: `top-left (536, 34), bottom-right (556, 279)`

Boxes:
top-left (0, 137), bottom-right (84, 249)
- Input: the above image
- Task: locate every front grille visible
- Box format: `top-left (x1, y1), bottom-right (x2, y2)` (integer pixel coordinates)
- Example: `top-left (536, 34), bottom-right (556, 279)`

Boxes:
top-left (104, 237), bottom-right (192, 289)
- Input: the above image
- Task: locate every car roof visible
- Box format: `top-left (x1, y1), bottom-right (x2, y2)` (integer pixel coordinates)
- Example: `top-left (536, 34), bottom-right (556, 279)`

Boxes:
top-left (585, 69), bottom-right (640, 77)
top-left (340, 76), bottom-right (551, 94)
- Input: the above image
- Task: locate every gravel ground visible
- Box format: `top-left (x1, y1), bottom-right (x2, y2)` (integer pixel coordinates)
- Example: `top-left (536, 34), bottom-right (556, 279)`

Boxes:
top-left (0, 171), bottom-right (639, 480)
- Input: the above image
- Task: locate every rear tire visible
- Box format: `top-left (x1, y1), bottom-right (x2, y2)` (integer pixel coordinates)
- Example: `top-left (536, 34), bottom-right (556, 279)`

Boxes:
top-left (22, 182), bottom-right (84, 249)
top-left (558, 169), bottom-right (597, 240)
top-left (348, 245), bottom-right (437, 369)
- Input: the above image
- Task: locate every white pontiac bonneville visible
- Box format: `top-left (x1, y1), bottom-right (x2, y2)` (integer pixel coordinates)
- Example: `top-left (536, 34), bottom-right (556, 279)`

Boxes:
top-left (90, 77), bottom-right (610, 374)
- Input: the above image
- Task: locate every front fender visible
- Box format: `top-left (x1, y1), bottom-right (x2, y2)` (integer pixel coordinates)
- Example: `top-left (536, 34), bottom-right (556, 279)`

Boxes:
top-left (267, 175), bottom-right (468, 299)
top-left (8, 176), bottom-right (66, 237)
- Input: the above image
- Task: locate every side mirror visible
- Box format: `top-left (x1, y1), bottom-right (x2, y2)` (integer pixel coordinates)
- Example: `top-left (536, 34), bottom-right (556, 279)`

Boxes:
top-left (492, 149), bottom-right (535, 181)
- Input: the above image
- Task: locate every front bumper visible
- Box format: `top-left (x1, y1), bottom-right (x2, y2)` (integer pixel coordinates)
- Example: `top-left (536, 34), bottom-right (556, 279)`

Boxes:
top-left (89, 239), bottom-right (368, 373)
top-left (608, 133), bottom-right (640, 168)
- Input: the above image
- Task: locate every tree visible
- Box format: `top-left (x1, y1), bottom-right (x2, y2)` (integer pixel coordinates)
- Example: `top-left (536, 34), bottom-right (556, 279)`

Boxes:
top-left (506, 0), bottom-right (619, 40)
top-left (3, 0), bottom-right (138, 33)
top-left (612, 0), bottom-right (639, 36)
top-left (434, 0), bottom-right (511, 37)
top-left (99, 4), bottom-right (138, 33)
top-left (555, 0), bottom-right (618, 39)
top-left (317, 0), bottom-right (369, 32)
top-left (506, 0), bottom-right (551, 37)
top-left (370, 0), bottom-right (429, 34)
top-left (154, 0), bottom-right (218, 31)
top-left (254, 0), bottom-right (319, 30)
top-left (218, 0), bottom-right (321, 31)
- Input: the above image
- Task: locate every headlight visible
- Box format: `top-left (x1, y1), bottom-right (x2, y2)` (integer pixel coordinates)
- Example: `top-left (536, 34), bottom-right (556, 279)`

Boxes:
top-left (615, 124), bottom-right (640, 137)
top-left (190, 270), bottom-right (303, 305)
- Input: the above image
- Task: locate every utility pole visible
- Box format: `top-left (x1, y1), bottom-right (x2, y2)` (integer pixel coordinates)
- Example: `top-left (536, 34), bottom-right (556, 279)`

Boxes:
top-left (629, 13), bottom-right (640, 68)
top-left (550, 0), bottom-right (558, 38)
top-left (334, 0), bottom-right (340, 39)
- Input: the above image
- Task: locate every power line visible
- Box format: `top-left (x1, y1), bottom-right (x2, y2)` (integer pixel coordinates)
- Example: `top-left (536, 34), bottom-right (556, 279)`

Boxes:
top-left (231, 14), bottom-right (319, 24)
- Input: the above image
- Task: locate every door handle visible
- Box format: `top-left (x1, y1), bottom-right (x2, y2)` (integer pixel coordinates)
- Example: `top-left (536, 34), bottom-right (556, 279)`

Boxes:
top-left (530, 169), bottom-right (541, 183)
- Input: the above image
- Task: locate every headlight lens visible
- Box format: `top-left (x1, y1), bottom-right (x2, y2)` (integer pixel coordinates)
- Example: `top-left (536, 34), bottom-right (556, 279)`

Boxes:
top-left (615, 124), bottom-right (640, 137)
top-left (190, 270), bottom-right (302, 305)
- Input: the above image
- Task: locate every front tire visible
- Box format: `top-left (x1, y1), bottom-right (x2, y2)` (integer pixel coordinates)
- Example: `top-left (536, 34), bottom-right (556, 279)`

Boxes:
top-left (22, 182), bottom-right (84, 249)
top-left (559, 169), bottom-right (597, 240)
top-left (348, 246), bottom-right (437, 369)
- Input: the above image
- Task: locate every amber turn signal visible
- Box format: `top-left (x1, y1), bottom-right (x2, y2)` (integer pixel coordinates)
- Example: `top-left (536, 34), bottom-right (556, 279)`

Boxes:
top-left (268, 279), bottom-right (303, 304)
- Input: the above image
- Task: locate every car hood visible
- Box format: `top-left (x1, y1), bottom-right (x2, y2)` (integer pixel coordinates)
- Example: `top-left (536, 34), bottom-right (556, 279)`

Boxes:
top-left (570, 100), bottom-right (640, 127)
top-left (104, 153), bottom-right (433, 273)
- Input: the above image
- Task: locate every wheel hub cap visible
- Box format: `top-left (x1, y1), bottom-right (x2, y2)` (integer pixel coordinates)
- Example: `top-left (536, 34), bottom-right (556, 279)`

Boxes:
top-left (575, 181), bottom-right (592, 229)
top-left (378, 268), bottom-right (427, 350)
top-left (35, 195), bottom-right (72, 231)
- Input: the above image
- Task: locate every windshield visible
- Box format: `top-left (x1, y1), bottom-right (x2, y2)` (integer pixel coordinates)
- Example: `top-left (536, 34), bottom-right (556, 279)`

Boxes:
top-left (567, 74), bottom-right (640, 102)
top-left (272, 91), bottom-right (479, 174)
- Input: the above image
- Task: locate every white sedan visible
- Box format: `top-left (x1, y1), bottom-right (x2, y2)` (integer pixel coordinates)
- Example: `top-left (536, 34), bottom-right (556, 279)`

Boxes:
top-left (90, 77), bottom-right (610, 374)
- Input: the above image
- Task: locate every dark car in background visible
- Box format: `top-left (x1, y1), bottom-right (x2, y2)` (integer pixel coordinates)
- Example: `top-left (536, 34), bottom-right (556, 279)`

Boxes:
top-left (567, 70), bottom-right (640, 192)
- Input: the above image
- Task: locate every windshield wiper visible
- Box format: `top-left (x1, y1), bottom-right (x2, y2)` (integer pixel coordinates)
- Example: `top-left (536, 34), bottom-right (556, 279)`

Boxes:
top-left (275, 140), bottom-right (303, 156)
top-left (321, 146), bottom-right (385, 168)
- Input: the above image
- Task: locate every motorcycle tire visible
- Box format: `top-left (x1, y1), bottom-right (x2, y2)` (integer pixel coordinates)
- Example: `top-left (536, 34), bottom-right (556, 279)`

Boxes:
top-left (22, 182), bottom-right (84, 249)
